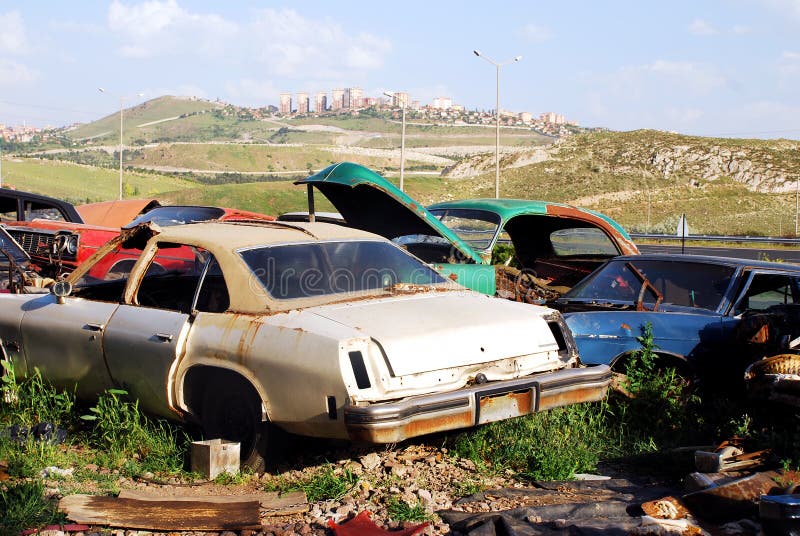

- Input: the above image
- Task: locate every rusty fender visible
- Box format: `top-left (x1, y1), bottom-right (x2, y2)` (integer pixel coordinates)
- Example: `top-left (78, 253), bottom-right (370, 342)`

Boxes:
top-left (345, 365), bottom-right (611, 443)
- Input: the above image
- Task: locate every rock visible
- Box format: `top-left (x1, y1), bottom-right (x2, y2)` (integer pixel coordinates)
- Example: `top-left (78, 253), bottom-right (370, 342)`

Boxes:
top-left (417, 489), bottom-right (433, 504)
top-left (360, 452), bottom-right (381, 471)
top-left (84, 464), bottom-right (99, 472)
top-left (220, 532), bottom-right (237, 536)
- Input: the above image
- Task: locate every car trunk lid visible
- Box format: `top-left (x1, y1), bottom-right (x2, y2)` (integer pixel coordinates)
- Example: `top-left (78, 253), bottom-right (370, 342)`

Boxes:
top-left (310, 292), bottom-right (561, 376)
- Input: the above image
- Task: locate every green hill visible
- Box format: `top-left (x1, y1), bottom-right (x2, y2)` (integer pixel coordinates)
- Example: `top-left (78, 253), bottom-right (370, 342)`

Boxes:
top-left (66, 96), bottom-right (224, 143)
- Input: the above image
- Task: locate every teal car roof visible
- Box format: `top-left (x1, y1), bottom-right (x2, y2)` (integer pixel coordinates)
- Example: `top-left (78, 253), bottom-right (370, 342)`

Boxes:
top-left (428, 198), bottom-right (633, 240)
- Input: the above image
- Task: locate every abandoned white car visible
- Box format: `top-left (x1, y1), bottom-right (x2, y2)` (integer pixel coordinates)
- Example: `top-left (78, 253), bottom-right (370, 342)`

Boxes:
top-left (0, 221), bottom-right (611, 467)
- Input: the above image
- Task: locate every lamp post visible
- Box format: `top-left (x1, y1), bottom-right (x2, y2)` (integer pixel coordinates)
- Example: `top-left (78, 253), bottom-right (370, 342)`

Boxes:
top-left (98, 88), bottom-right (143, 200)
top-left (383, 91), bottom-right (407, 191)
top-left (473, 50), bottom-right (521, 199)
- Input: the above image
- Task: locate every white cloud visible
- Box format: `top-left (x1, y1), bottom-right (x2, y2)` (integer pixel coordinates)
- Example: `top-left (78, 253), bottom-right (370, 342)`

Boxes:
top-left (778, 51), bottom-right (800, 75)
top-left (224, 79), bottom-right (281, 103)
top-left (0, 10), bottom-right (27, 54)
top-left (732, 25), bottom-right (752, 34)
top-left (0, 59), bottom-right (38, 86)
top-left (107, 0), bottom-right (237, 58)
top-left (688, 18), bottom-right (717, 36)
top-left (249, 9), bottom-right (391, 78)
top-left (644, 60), bottom-right (726, 95)
top-left (520, 23), bottom-right (552, 43)
top-left (761, 0), bottom-right (800, 19)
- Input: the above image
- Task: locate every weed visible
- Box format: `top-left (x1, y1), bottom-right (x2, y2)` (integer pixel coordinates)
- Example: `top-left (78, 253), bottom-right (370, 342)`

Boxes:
top-left (81, 389), bottom-right (187, 475)
top-left (620, 323), bottom-right (701, 446)
top-left (451, 478), bottom-right (485, 498)
top-left (213, 468), bottom-right (253, 485)
top-left (0, 367), bottom-right (75, 427)
top-left (450, 402), bottom-right (606, 480)
top-left (287, 465), bottom-right (359, 502)
top-left (387, 497), bottom-right (432, 522)
top-left (0, 480), bottom-right (65, 536)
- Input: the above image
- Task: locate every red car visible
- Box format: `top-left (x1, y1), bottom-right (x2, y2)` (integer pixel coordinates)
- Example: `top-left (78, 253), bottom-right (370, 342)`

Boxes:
top-left (3, 197), bottom-right (275, 277)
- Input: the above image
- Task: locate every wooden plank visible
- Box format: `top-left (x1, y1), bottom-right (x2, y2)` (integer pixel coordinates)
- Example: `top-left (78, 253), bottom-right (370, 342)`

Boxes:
top-left (59, 495), bottom-right (262, 530)
top-left (117, 489), bottom-right (308, 516)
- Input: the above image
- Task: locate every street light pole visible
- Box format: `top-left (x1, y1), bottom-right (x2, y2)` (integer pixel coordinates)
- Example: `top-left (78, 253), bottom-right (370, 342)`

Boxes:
top-left (98, 88), bottom-right (143, 200)
top-left (473, 50), bottom-right (521, 199)
top-left (383, 92), bottom-right (407, 191)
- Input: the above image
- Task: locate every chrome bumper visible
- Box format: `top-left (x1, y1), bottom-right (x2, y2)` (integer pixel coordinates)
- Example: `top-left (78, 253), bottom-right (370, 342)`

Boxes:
top-left (345, 365), bottom-right (612, 443)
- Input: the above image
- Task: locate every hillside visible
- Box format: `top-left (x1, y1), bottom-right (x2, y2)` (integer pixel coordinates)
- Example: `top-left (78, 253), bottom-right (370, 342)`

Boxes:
top-left (66, 96), bottom-right (224, 143)
top-left (440, 130), bottom-right (800, 236)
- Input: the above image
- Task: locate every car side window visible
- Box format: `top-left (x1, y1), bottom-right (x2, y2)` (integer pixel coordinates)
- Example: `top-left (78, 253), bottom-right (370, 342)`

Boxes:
top-left (24, 201), bottom-right (67, 222)
top-left (735, 273), bottom-right (800, 314)
top-left (550, 228), bottom-right (619, 257)
top-left (72, 245), bottom-right (145, 303)
top-left (135, 244), bottom-right (229, 313)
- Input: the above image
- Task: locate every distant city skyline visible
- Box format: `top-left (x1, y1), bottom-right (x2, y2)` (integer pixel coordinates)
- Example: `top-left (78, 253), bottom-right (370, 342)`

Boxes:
top-left (2, 1), bottom-right (800, 139)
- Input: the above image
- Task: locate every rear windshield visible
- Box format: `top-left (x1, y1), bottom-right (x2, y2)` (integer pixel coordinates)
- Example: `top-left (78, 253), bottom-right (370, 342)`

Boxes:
top-left (240, 240), bottom-right (448, 300)
top-left (566, 259), bottom-right (736, 310)
top-left (126, 206), bottom-right (225, 228)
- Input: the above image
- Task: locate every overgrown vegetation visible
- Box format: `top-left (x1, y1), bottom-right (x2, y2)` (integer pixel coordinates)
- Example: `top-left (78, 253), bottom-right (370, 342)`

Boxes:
top-left (80, 389), bottom-right (187, 474)
top-left (0, 371), bottom-right (190, 532)
top-left (450, 321), bottom-right (755, 481)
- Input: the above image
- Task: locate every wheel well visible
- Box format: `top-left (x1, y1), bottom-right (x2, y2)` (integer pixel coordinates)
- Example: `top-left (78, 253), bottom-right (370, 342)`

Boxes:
top-left (183, 366), bottom-right (265, 423)
top-left (611, 351), bottom-right (692, 377)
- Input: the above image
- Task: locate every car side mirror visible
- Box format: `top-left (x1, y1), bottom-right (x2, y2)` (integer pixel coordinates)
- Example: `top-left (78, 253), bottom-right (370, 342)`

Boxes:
top-left (51, 280), bottom-right (73, 304)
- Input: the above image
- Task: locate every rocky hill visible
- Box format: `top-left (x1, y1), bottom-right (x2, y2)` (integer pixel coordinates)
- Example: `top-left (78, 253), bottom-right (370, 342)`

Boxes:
top-left (445, 130), bottom-right (800, 194)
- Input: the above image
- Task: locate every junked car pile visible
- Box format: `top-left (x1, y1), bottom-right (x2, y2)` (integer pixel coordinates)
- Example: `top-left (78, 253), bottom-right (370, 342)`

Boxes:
top-left (0, 160), bottom-right (798, 472)
top-left (0, 216), bottom-right (610, 468)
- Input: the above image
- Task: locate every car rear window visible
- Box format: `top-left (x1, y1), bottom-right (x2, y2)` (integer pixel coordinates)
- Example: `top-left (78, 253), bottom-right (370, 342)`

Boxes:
top-left (239, 240), bottom-right (448, 300)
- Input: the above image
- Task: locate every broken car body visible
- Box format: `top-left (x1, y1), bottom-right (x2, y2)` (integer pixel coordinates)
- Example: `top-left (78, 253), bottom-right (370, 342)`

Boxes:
top-left (296, 162), bottom-right (637, 302)
top-left (0, 220), bottom-right (611, 466)
top-left (552, 254), bottom-right (800, 387)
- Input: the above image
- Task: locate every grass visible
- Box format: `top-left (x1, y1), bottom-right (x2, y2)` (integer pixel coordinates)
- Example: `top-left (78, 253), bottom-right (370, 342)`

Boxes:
top-left (387, 497), bottom-right (433, 522)
top-left (0, 158), bottom-right (193, 203)
top-left (265, 465), bottom-right (360, 502)
top-left (68, 96), bottom-right (223, 143)
top-left (0, 481), bottom-right (65, 536)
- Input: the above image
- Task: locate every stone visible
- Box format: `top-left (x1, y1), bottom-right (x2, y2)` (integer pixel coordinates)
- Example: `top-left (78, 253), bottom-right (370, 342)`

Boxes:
top-left (360, 452), bottom-right (381, 471)
top-left (417, 489), bottom-right (432, 504)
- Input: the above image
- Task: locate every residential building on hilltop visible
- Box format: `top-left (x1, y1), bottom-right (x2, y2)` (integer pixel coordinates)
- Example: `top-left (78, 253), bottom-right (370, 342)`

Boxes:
top-left (315, 92), bottom-right (327, 113)
top-left (296, 92), bottom-right (309, 114)
top-left (279, 93), bottom-right (292, 115)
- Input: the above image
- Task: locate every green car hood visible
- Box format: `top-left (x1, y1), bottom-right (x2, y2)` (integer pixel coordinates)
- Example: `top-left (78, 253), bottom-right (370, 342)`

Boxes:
top-left (296, 162), bottom-right (483, 263)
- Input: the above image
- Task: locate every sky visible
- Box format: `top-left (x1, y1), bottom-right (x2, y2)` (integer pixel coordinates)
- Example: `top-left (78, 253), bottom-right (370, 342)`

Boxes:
top-left (2, 0), bottom-right (800, 139)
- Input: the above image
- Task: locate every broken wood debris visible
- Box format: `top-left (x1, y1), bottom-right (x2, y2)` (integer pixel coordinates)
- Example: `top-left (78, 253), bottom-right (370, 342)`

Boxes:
top-left (59, 494), bottom-right (262, 531)
top-left (117, 489), bottom-right (308, 516)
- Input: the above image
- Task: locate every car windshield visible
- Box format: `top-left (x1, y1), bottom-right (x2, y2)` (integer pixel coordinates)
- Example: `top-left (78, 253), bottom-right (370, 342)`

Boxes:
top-left (428, 208), bottom-right (500, 250)
top-left (126, 206), bottom-right (225, 228)
top-left (564, 258), bottom-right (736, 310)
top-left (240, 240), bottom-right (449, 300)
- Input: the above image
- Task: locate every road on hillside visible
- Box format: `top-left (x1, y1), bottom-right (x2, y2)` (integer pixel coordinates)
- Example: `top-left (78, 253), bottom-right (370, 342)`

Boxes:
top-left (638, 244), bottom-right (800, 264)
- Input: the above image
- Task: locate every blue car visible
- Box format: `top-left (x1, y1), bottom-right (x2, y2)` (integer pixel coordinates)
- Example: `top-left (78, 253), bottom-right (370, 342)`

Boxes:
top-left (551, 254), bottom-right (800, 386)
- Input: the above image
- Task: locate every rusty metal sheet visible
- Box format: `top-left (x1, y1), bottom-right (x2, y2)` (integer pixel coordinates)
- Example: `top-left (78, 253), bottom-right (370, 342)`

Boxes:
top-left (59, 494), bottom-right (262, 531)
top-left (682, 470), bottom-right (782, 522)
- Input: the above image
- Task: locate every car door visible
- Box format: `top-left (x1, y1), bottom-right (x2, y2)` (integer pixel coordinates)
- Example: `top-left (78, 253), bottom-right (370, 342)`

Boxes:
top-left (16, 241), bottom-right (147, 399)
top-left (102, 242), bottom-right (218, 419)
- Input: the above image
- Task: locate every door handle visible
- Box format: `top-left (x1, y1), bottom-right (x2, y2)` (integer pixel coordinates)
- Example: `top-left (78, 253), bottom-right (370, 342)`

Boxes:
top-left (84, 323), bottom-right (105, 331)
top-left (155, 333), bottom-right (174, 342)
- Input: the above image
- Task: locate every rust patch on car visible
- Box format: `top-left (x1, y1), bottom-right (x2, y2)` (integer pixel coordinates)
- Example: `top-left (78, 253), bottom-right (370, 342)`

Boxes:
top-left (349, 411), bottom-right (474, 443)
top-left (538, 385), bottom-right (608, 411)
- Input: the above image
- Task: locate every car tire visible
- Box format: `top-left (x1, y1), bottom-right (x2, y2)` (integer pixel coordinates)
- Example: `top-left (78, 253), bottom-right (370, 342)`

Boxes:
top-left (200, 381), bottom-right (268, 472)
